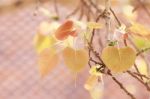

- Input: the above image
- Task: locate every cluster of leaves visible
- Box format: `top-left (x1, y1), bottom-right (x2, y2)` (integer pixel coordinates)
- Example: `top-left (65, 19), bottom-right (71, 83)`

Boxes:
top-left (33, 0), bottom-right (150, 99)
top-left (33, 20), bottom-right (102, 78)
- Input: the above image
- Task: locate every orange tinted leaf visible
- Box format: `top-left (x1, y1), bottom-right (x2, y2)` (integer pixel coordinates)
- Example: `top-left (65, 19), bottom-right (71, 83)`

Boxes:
top-left (55, 30), bottom-right (70, 40)
top-left (69, 30), bottom-right (77, 37)
top-left (54, 20), bottom-right (77, 40)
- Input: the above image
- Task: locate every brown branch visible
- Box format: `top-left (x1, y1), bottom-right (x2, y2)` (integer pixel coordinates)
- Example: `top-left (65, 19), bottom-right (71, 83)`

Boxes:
top-left (136, 47), bottom-right (150, 56)
top-left (136, 0), bottom-right (150, 18)
top-left (133, 72), bottom-right (150, 80)
top-left (81, 0), bottom-right (95, 19)
top-left (108, 72), bottom-right (136, 99)
top-left (87, 0), bottom-right (102, 13)
top-left (127, 71), bottom-right (150, 91)
top-left (53, 0), bottom-right (59, 16)
top-left (134, 64), bottom-right (144, 80)
top-left (66, 5), bottom-right (80, 18)
top-left (110, 8), bottom-right (121, 27)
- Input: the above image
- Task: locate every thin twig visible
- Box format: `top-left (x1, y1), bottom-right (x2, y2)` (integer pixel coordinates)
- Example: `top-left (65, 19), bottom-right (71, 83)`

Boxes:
top-left (134, 64), bottom-right (143, 80)
top-left (127, 71), bottom-right (150, 91)
top-left (53, 0), bottom-right (59, 17)
top-left (108, 72), bottom-right (136, 99)
top-left (66, 4), bottom-right (80, 18)
top-left (136, 0), bottom-right (150, 18)
top-left (110, 8), bottom-right (121, 27)
top-left (136, 47), bottom-right (150, 56)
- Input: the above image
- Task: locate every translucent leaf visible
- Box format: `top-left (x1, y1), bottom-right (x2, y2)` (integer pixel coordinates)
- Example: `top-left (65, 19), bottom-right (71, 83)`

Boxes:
top-left (33, 34), bottom-right (57, 54)
top-left (136, 58), bottom-right (149, 82)
top-left (89, 82), bottom-right (103, 99)
top-left (128, 22), bottom-right (150, 36)
top-left (84, 75), bottom-right (104, 99)
top-left (101, 46), bottom-right (136, 73)
top-left (84, 75), bottom-right (98, 90)
top-left (38, 48), bottom-right (59, 78)
top-left (63, 47), bottom-right (89, 73)
top-left (87, 22), bottom-right (103, 29)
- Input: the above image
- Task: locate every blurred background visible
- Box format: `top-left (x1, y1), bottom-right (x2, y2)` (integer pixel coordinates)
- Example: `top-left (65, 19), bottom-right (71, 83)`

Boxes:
top-left (0, 0), bottom-right (150, 99)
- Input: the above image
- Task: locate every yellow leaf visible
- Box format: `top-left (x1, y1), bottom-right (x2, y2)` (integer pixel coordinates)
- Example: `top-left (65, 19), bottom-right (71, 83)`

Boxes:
top-left (136, 58), bottom-right (149, 82)
top-left (33, 34), bottom-right (57, 54)
top-left (87, 22), bottom-right (103, 29)
top-left (101, 46), bottom-right (136, 73)
top-left (128, 22), bottom-right (150, 37)
top-left (85, 75), bottom-right (103, 99)
top-left (38, 48), bottom-right (59, 78)
top-left (63, 47), bottom-right (89, 73)
top-left (84, 75), bottom-right (98, 90)
top-left (89, 83), bottom-right (103, 99)
top-left (89, 65), bottom-right (102, 76)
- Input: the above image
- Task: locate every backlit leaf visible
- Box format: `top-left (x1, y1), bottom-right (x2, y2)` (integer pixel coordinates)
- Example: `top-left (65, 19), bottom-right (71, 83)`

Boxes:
top-left (89, 82), bottom-right (103, 99)
top-left (63, 47), bottom-right (89, 73)
top-left (136, 58), bottom-right (149, 82)
top-left (84, 75), bottom-right (98, 90)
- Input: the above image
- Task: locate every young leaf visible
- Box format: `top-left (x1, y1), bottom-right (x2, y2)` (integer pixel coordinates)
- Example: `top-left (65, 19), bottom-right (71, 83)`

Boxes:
top-left (101, 46), bottom-right (136, 73)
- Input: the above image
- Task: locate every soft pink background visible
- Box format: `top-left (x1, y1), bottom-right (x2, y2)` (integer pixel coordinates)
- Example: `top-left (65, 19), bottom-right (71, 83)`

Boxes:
top-left (0, 1), bottom-right (150, 99)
